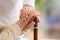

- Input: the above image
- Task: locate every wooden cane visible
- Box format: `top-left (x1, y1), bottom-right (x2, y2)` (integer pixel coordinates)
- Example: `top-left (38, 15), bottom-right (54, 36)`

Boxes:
top-left (34, 17), bottom-right (38, 40)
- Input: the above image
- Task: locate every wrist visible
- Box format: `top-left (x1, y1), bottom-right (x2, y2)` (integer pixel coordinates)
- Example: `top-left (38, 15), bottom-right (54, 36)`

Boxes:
top-left (23, 4), bottom-right (35, 9)
top-left (16, 20), bottom-right (23, 31)
top-left (23, 4), bottom-right (32, 7)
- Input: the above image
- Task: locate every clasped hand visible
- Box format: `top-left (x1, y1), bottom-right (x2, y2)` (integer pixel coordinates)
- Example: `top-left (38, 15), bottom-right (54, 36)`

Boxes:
top-left (16, 5), bottom-right (40, 31)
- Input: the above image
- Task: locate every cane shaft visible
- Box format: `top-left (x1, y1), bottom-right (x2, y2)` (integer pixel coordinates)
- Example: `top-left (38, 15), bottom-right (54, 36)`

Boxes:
top-left (34, 17), bottom-right (38, 40)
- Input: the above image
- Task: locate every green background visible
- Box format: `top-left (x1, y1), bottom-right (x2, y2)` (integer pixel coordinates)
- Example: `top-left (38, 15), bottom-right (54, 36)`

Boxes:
top-left (35, 0), bottom-right (47, 13)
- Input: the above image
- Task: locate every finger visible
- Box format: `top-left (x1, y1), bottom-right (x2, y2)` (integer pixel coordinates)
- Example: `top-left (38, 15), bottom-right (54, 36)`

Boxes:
top-left (32, 11), bottom-right (40, 22)
top-left (23, 9), bottom-right (27, 20)
top-left (20, 14), bottom-right (22, 18)
top-left (24, 11), bottom-right (40, 27)
top-left (36, 16), bottom-right (40, 23)
top-left (23, 8), bottom-right (29, 19)
top-left (25, 10), bottom-right (29, 19)
top-left (23, 21), bottom-right (35, 31)
top-left (35, 11), bottom-right (40, 22)
top-left (27, 9), bottom-right (30, 16)
top-left (21, 9), bottom-right (26, 20)
top-left (23, 16), bottom-right (35, 30)
top-left (25, 9), bottom-right (31, 20)
top-left (20, 9), bottom-right (23, 20)
top-left (28, 11), bottom-right (35, 18)
top-left (20, 13), bottom-right (35, 31)
top-left (25, 9), bottom-right (30, 19)
top-left (34, 10), bottom-right (40, 16)
top-left (28, 11), bottom-right (36, 18)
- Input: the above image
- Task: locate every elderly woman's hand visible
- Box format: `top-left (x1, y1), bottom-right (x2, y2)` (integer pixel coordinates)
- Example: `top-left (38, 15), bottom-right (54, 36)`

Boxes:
top-left (20, 4), bottom-right (35, 20)
top-left (16, 10), bottom-right (40, 31)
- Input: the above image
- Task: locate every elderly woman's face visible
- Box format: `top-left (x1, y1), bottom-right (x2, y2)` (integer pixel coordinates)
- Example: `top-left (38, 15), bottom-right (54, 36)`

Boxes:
top-left (46, 23), bottom-right (60, 39)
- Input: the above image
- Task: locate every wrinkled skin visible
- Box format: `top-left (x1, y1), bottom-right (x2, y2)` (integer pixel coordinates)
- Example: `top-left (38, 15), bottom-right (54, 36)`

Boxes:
top-left (16, 4), bottom-right (40, 31)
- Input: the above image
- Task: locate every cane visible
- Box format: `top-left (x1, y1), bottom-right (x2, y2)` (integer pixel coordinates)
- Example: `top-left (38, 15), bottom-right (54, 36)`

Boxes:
top-left (34, 17), bottom-right (38, 40)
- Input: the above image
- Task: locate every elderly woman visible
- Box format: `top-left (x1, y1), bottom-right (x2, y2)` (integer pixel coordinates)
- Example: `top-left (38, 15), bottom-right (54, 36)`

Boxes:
top-left (0, 0), bottom-right (40, 40)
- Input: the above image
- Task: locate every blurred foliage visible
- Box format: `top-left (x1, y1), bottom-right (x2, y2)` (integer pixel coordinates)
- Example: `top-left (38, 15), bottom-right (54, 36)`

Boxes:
top-left (35, 0), bottom-right (48, 13)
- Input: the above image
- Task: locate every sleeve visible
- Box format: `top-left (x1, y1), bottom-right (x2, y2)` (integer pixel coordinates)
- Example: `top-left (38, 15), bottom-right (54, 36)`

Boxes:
top-left (0, 24), bottom-right (21, 40)
top-left (0, 21), bottom-right (5, 29)
top-left (23, 0), bottom-right (35, 8)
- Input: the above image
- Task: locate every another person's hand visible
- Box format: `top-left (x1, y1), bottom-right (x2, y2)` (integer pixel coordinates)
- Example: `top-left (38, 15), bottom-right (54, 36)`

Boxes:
top-left (16, 10), bottom-right (40, 31)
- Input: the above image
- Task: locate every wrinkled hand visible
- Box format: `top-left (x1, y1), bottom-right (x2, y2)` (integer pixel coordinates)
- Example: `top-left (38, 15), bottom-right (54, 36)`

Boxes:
top-left (20, 4), bottom-right (34, 20)
top-left (17, 4), bottom-right (40, 31)
top-left (16, 10), bottom-right (40, 31)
